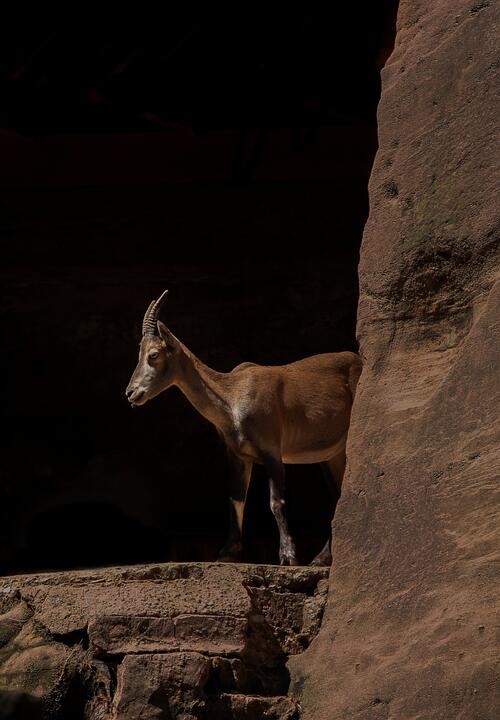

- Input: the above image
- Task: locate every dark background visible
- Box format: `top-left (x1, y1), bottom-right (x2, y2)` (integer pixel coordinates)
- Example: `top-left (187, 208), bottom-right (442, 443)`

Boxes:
top-left (0, 5), bottom-right (398, 573)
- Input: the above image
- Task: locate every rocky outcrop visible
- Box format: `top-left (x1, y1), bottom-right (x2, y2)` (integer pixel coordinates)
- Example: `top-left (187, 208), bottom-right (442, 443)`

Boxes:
top-left (289, 0), bottom-right (500, 718)
top-left (0, 563), bottom-right (328, 718)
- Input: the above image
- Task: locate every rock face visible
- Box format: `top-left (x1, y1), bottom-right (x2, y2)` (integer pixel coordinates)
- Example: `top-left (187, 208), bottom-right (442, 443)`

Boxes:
top-left (0, 563), bottom-right (328, 718)
top-left (289, 0), bottom-right (500, 718)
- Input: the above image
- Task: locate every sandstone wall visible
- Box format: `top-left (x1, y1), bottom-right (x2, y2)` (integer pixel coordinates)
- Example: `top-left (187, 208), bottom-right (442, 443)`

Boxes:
top-left (290, 0), bottom-right (500, 718)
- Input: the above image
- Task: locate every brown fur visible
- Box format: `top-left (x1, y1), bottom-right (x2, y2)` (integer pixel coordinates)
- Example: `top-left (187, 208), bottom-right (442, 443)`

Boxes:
top-left (126, 319), bottom-right (362, 565)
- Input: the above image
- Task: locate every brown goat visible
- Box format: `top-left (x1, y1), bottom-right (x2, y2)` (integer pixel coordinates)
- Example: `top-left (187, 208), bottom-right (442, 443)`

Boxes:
top-left (126, 290), bottom-right (362, 565)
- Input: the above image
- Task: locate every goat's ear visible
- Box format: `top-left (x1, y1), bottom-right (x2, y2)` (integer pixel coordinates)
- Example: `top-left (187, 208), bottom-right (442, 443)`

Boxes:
top-left (157, 321), bottom-right (178, 350)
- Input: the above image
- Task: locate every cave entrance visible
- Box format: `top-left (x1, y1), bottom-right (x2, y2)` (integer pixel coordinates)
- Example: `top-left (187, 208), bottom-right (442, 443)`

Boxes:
top-left (1, 6), bottom-right (398, 573)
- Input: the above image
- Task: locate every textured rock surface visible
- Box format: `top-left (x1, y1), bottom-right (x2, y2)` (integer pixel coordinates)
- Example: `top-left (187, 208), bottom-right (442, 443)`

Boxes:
top-left (290, 0), bottom-right (500, 718)
top-left (0, 562), bottom-right (327, 718)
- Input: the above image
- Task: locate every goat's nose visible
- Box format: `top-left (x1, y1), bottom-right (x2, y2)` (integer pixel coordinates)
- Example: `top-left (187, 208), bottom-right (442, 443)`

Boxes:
top-left (125, 387), bottom-right (134, 398)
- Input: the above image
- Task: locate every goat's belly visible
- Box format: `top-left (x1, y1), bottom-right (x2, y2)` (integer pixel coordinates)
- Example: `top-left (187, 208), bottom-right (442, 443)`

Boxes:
top-left (282, 436), bottom-right (346, 464)
top-left (282, 448), bottom-right (338, 464)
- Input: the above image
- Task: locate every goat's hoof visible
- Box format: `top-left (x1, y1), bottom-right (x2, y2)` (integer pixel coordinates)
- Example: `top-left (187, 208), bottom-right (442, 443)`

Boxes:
top-left (217, 545), bottom-right (242, 563)
top-left (309, 553), bottom-right (332, 567)
top-left (217, 555), bottom-right (241, 563)
top-left (280, 555), bottom-right (299, 566)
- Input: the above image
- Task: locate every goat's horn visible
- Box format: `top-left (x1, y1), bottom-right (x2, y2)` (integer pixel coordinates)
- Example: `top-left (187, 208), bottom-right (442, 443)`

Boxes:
top-left (142, 289), bottom-right (169, 336)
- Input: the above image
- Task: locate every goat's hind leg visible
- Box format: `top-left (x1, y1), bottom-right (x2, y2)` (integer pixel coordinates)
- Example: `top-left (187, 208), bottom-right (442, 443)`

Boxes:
top-left (263, 454), bottom-right (298, 566)
top-left (310, 539), bottom-right (332, 567)
top-left (310, 457), bottom-right (343, 566)
top-left (218, 455), bottom-right (252, 563)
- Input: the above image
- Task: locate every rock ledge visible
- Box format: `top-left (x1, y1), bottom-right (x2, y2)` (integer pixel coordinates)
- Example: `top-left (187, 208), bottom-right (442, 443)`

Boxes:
top-left (0, 562), bottom-right (328, 719)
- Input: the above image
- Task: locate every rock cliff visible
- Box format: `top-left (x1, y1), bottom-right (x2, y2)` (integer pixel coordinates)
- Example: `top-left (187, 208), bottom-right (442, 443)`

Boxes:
top-left (289, 0), bottom-right (500, 718)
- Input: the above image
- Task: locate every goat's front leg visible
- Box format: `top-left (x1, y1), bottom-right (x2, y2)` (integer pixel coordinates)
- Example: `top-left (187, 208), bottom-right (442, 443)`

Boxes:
top-left (218, 455), bottom-right (252, 563)
top-left (264, 455), bottom-right (298, 566)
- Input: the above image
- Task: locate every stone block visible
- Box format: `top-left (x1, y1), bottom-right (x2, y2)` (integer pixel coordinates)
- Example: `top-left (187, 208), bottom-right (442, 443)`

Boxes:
top-left (89, 614), bottom-right (175, 654)
top-left (175, 614), bottom-right (247, 654)
top-left (114, 652), bottom-right (211, 720)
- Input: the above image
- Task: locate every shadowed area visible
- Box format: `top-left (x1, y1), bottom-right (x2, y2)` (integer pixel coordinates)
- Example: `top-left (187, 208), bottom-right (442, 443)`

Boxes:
top-left (0, 6), bottom-right (398, 573)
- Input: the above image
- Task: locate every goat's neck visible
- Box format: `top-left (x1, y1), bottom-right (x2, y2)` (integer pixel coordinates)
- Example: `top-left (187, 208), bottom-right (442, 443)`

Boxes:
top-left (175, 345), bottom-right (233, 430)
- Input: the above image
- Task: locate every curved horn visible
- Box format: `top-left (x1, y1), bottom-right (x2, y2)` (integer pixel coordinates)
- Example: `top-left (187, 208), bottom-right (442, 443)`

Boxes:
top-left (142, 289), bottom-right (169, 336)
top-left (141, 301), bottom-right (156, 336)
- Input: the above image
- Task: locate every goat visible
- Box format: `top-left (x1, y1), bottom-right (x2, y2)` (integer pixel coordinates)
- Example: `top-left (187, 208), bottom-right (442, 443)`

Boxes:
top-left (125, 290), bottom-right (362, 566)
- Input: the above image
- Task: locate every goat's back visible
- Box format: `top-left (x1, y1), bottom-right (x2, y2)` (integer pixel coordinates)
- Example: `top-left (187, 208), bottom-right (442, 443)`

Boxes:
top-left (231, 352), bottom-right (361, 462)
top-left (229, 351), bottom-right (362, 415)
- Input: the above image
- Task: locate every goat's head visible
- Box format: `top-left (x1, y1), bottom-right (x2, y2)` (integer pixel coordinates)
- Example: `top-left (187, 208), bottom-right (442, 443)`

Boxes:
top-left (125, 290), bottom-right (180, 407)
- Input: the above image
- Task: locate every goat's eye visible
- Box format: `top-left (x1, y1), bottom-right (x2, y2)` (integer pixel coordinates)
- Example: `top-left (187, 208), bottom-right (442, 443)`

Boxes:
top-left (149, 351), bottom-right (160, 361)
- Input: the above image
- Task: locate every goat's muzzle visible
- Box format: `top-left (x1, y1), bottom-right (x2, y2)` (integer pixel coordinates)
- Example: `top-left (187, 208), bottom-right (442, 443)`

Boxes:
top-left (126, 387), bottom-right (145, 406)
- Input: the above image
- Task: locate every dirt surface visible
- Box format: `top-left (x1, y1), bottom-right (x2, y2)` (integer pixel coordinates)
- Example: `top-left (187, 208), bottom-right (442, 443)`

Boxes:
top-left (289, 1), bottom-right (500, 718)
top-left (0, 562), bottom-right (328, 718)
